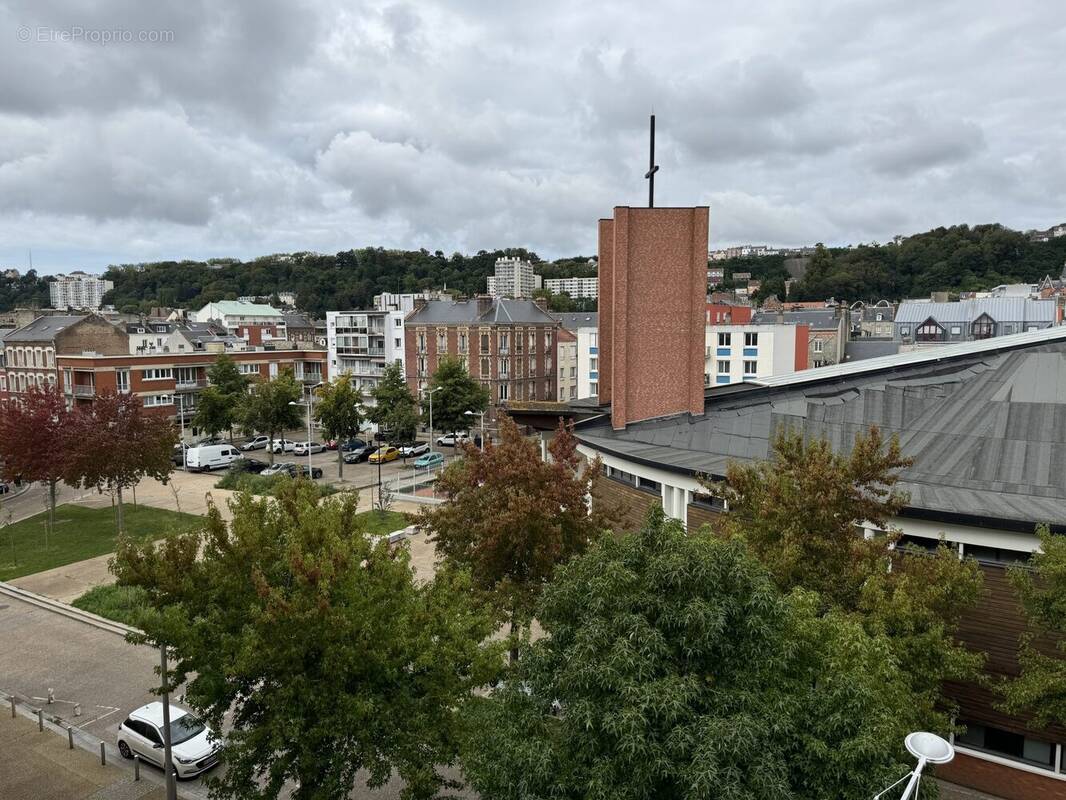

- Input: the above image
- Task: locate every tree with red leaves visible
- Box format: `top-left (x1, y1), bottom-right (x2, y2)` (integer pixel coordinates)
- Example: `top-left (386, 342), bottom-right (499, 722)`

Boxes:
top-left (64, 391), bottom-right (176, 533)
top-left (0, 384), bottom-right (73, 544)
top-left (422, 414), bottom-right (610, 658)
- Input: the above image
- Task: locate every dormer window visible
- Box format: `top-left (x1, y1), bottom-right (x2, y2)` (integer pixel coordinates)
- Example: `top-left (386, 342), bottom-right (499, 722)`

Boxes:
top-left (915, 318), bottom-right (945, 342)
top-left (971, 314), bottom-right (995, 340)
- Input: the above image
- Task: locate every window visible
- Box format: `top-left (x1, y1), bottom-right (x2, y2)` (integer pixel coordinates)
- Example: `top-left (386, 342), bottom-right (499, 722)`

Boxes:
top-left (717, 332), bottom-right (731, 347)
top-left (528, 331), bottom-right (536, 352)
top-left (569, 385), bottom-right (577, 399)
top-left (875, 313), bottom-right (883, 322)
top-left (950, 325), bottom-right (962, 335)
top-left (498, 332), bottom-right (509, 354)
top-left (813, 339), bottom-right (823, 353)
top-left (437, 330), bottom-right (447, 351)
top-left (499, 383), bottom-right (509, 401)
top-left (589, 381), bottom-right (597, 395)
top-left (544, 331), bottom-right (553, 349)
top-left (899, 327), bottom-right (910, 337)
top-left (417, 332), bottom-right (427, 353)
top-left (916, 320), bottom-right (944, 342)
top-left (743, 360), bottom-right (757, 376)
top-left (636, 476), bottom-right (660, 494)
top-left (499, 358), bottom-right (509, 378)
top-left (744, 332), bottom-right (758, 347)
top-left (963, 544), bottom-right (1031, 565)
top-left (971, 315), bottom-right (995, 340)
top-left (144, 394), bottom-right (173, 407)
top-left (480, 333), bottom-right (490, 354)
top-left (480, 357), bottom-right (490, 377)
top-left (515, 333), bottom-right (523, 354)
top-left (394, 317), bottom-right (401, 328)
top-left (545, 355), bottom-right (552, 371)
top-left (956, 721), bottom-right (1056, 770)
top-left (142, 368), bottom-right (173, 381)
top-left (238, 363), bottom-right (260, 375)
top-left (458, 332), bottom-right (468, 354)
top-left (717, 361), bottom-right (730, 374)
top-left (115, 369), bottom-right (130, 393)
top-left (417, 356), bottom-right (427, 375)
top-left (570, 366), bottom-right (576, 378)
top-left (528, 381), bottom-right (536, 400)
top-left (590, 332), bottom-right (598, 347)
top-left (589, 357), bottom-right (598, 372)
top-left (692, 492), bottom-right (725, 511)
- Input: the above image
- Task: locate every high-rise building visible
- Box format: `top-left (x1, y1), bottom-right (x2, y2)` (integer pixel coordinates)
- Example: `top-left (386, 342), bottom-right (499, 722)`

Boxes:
top-left (48, 272), bottom-right (114, 310)
top-left (326, 309), bottom-right (406, 401)
top-left (487, 257), bottom-right (542, 299)
top-left (543, 276), bottom-right (598, 299)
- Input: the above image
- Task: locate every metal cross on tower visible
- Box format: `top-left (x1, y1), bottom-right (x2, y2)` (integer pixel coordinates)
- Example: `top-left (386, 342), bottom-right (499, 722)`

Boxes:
top-left (644, 114), bottom-right (659, 207)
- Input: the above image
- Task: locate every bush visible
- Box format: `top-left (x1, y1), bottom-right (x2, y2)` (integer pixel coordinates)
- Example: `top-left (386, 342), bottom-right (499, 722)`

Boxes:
top-left (72, 583), bottom-right (150, 626)
top-left (215, 470), bottom-right (338, 498)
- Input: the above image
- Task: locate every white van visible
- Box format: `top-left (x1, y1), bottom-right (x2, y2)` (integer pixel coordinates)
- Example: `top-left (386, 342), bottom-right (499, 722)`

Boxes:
top-left (186, 444), bottom-right (242, 472)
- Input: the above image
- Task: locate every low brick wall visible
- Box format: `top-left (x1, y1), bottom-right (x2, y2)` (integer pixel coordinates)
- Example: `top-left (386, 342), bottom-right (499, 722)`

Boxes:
top-left (936, 751), bottom-right (1066, 800)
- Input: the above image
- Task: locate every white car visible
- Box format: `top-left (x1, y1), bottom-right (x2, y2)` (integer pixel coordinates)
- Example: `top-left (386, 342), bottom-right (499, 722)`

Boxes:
top-left (294, 441), bottom-right (325, 455)
top-left (435, 433), bottom-right (470, 447)
top-left (272, 439), bottom-right (296, 454)
top-left (398, 442), bottom-right (430, 457)
top-left (117, 702), bottom-right (220, 779)
top-left (241, 435), bottom-right (271, 451)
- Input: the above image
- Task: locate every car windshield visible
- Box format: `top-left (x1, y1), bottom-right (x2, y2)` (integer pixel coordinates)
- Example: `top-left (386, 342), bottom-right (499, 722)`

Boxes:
top-left (168, 713), bottom-right (206, 745)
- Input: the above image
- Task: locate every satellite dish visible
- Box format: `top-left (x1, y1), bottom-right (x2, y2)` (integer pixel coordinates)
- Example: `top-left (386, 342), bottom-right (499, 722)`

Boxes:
top-left (905, 732), bottom-right (954, 765)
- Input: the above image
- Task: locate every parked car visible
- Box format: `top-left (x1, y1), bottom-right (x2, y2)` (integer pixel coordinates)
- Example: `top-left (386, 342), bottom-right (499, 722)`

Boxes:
top-left (186, 444), bottom-right (242, 472)
top-left (398, 442), bottom-right (430, 457)
top-left (271, 439), bottom-right (296, 454)
top-left (117, 702), bottom-right (220, 780)
top-left (241, 435), bottom-right (271, 451)
top-left (0, 482), bottom-right (10, 494)
top-left (172, 442), bottom-right (190, 466)
top-left (436, 432), bottom-right (470, 447)
top-left (369, 446), bottom-right (400, 464)
top-left (197, 435), bottom-right (224, 446)
top-left (414, 451), bottom-right (445, 470)
top-left (338, 438), bottom-right (368, 452)
top-left (292, 464), bottom-right (324, 479)
top-left (261, 461), bottom-right (296, 477)
top-left (231, 457), bottom-right (268, 474)
top-left (294, 441), bottom-right (325, 456)
top-left (342, 443), bottom-right (374, 464)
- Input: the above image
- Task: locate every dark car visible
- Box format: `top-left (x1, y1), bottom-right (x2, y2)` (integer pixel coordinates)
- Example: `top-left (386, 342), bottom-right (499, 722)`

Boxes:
top-left (0, 482), bottom-right (10, 495)
top-left (342, 443), bottom-right (374, 464)
top-left (290, 464), bottom-right (324, 479)
top-left (231, 457), bottom-right (269, 474)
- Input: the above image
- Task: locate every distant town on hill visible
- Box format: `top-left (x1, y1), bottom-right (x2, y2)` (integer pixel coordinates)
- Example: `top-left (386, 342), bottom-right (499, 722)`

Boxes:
top-left (1, 222), bottom-right (1064, 315)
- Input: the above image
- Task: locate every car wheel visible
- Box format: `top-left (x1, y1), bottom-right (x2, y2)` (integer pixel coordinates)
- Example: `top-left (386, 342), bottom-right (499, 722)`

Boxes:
top-left (118, 740), bottom-right (132, 759)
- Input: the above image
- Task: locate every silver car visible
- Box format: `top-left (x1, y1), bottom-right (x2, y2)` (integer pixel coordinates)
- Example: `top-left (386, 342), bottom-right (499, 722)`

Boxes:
top-left (117, 702), bottom-right (220, 779)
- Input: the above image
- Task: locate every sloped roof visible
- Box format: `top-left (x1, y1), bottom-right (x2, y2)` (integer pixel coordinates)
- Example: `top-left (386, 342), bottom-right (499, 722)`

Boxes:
top-left (576, 326), bottom-right (1066, 529)
top-left (552, 312), bottom-right (599, 330)
top-left (202, 301), bottom-right (281, 317)
top-left (4, 315), bottom-right (87, 342)
top-left (407, 299), bottom-right (558, 325)
top-left (750, 309), bottom-right (841, 329)
top-left (895, 298), bottom-right (1056, 325)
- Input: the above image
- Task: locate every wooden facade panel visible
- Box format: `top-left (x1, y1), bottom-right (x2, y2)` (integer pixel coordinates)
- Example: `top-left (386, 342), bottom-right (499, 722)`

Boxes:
top-left (592, 473), bottom-right (660, 534)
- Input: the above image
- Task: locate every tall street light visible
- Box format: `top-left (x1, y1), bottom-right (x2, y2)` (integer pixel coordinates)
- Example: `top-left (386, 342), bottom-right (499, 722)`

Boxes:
top-left (424, 387), bottom-right (441, 454)
top-left (289, 382), bottom-right (323, 476)
top-left (464, 409), bottom-right (486, 452)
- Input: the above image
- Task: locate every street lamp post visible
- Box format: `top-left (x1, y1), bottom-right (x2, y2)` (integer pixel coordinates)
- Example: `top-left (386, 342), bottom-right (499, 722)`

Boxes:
top-left (424, 387), bottom-right (441, 454)
top-left (289, 382), bottom-right (323, 476)
top-left (177, 394), bottom-right (187, 471)
top-left (464, 409), bottom-right (486, 452)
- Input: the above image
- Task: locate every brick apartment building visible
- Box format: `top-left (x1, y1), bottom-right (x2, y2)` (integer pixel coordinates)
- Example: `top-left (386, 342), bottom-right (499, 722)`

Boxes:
top-left (404, 297), bottom-right (560, 424)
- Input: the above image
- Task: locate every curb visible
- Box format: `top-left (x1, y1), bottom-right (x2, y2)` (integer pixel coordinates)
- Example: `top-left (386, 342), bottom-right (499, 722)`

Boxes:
top-left (0, 582), bottom-right (141, 638)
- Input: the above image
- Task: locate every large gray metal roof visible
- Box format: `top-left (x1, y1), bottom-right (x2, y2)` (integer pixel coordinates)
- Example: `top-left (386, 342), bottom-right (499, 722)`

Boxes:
top-left (3, 315), bottom-right (86, 342)
top-left (895, 297), bottom-right (1056, 325)
top-left (577, 326), bottom-right (1066, 529)
top-left (751, 309), bottom-right (842, 329)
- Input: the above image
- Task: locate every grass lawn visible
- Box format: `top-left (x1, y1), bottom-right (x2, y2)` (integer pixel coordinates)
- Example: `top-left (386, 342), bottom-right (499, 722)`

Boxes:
top-left (355, 509), bottom-right (411, 536)
top-left (0, 504), bottom-right (202, 582)
top-left (71, 583), bottom-right (150, 627)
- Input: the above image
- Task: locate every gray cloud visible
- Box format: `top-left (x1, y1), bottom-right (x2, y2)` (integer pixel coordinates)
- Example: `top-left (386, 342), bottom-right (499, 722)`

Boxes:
top-left (0, 0), bottom-right (1062, 273)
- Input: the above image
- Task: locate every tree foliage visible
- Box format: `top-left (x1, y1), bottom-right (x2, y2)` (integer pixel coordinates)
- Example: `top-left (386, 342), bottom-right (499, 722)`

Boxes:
top-left (238, 371), bottom-right (303, 463)
top-left (423, 355), bottom-right (488, 439)
top-left (709, 426), bottom-right (984, 728)
top-left (193, 355), bottom-right (250, 440)
top-left (369, 361), bottom-right (418, 442)
top-left (314, 375), bottom-right (365, 478)
top-left (422, 416), bottom-right (608, 633)
top-left (1003, 526), bottom-right (1066, 726)
top-left (112, 482), bottom-right (500, 800)
top-left (461, 509), bottom-right (921, 800)
top-left (64, 392), bottom-right (175, 533)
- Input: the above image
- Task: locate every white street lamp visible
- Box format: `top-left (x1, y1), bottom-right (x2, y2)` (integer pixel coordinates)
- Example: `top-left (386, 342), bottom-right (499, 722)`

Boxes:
top-left (464, 409), bottom-right (486, 452)
top-left (424, 387), bottom-right (441, 454)
top-left (873, 732), bottom-right (954, 800)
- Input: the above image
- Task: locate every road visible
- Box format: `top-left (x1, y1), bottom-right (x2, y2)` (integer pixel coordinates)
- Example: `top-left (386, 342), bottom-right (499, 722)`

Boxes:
top-left (0, 482), bottom-right (97, 525)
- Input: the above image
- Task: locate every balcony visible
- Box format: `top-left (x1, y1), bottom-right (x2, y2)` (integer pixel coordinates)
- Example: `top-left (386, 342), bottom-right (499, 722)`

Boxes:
top-left (298, 373), bottom-right (324, 384)
top-left (71, 384), bottom-right (96, 398)
top-left (175, 379), bottom-right (208, 391)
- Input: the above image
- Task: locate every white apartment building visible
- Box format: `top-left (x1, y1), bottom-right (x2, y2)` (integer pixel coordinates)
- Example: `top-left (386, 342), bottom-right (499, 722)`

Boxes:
top-left (557, 330), bottom-right (578, 401)
top-left (487, 257), bottom-right (543, 299)
top-left (543, 276), bottom-right (598, 299)
top-left (553, 312), bottom-right (599, 398)
top-left (705, 323), bottom-right (803, 386)
top-left (326, 309), bottom-right (406, 401)
top-left (372, 291), bottom-right (442, 314)
top-left (49, 272), bottom-right (114, 310)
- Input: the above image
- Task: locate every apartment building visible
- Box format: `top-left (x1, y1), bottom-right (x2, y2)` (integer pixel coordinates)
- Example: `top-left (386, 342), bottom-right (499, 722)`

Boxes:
top-left (557, 328), bottom-right (578, 401)
top-left (543, 276), bottom-right (598, 299)
top-left (2, 315), bottom-right (126, 395)
top-left (325, 309), bottom-right (406, 399)
top-left (751, 307), bottom-right (849, 367)
top-left (486, 256), bottom-right (543, 299)
top-left (850, 300), bottom-right (896, 338)
top-left (553, 312), bottom-right (599, 398)
top-left (894, 297), bottom-right (1058, 348)
top-left (404, 297), bottom-right (559, 423)
top-left (705, 301), bottom-right (752, 325)
top-left (373, 291), bottom-right (444, 314)
top-left (705, 323), bottom-right (808, 386)
top-left (707, 267), bottom-right (724, 286)
top-left (48, 271), bottom-right (114, 310)
top-left (193, 301), bottom-right (284, 345)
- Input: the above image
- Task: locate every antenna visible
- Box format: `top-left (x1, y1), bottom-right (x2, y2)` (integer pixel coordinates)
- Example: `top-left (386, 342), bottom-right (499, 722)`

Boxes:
top-left (644, 114), bottom-right (659, 208)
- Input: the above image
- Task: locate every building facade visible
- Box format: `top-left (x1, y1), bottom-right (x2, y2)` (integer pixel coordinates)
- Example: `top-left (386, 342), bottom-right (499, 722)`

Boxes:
top-left (752, 307), bottom-right (849, 368)
top-left (556, 328), bottom-right (578, 401)
top-left (404, 297), bottom-right (559, 424)
top-left (543, 276), bottom-right (598, 299)
top-left (486, 256), bottom-right (542, 299)
top-left (325, 309), bottom-right (406, 400)
top-left (48, 272), bottom-right (114, 310)
top-left (704, 322), bottom-right (808, 386)
top-left (193, 301), bottom-right (284, 346)
top-left (894, 298), bottom-right (1059, 347)
top-left (553, 312), bottom-right (599, 399)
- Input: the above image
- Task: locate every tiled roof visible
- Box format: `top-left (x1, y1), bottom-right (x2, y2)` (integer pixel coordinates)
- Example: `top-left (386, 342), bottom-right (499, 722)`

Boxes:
top-left (3, 315), bottom-right (86, 342)
top-left (407, 299), bottom-right (558, 325)
top-left (552, 312), bottom-right (599, 330)
top-left (750, 309), bottom-right (841, 329)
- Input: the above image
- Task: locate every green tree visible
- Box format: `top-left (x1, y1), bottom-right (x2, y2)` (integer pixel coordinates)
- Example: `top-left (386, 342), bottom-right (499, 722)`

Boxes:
top-left (238, 370), bottom-right (303, 464)
top-left (1003, 526), bottom-right (1066, 726)
top-left (313, 375), bottom-right (365, 480)
top-left (422, 417), bottom-right (609, 659)
top-left (710, 426), bottom-right (984, 728)
top-left (461, 509), bottom-right (921, 800)
top-left (193, 355), bottom-right (249, 441)
top-left (423, 355), bottom-right (488, 447)
top-left (112, 482), bottom-right (501, 800)
top-left (369, 361), bottom-right (418, 443)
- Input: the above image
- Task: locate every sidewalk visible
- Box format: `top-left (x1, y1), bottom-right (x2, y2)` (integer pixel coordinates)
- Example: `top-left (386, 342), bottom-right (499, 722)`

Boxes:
top-left (0, 712), bottom-right (165, 799)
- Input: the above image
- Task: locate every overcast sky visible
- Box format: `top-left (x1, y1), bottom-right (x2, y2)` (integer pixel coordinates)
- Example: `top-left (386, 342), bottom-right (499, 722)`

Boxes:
top-left (1, 0), bottom-right (1064, 274)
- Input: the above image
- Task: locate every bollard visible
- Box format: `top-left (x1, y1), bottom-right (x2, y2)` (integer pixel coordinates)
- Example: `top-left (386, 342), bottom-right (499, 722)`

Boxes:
top-left (9, 697), bottom-right (14, 718)
top-left (134, 755), bottom-right (140, 781)
top-left (68, 727), bottom-right (74, 750)
top-left (73, 703), bottom-right (81, 717)
top-left (37, 709), bottom-right (43, 732)
top-left (100, 741), bottom-right (106, 766)
top-left (47, 688), bottom-right (54, 704)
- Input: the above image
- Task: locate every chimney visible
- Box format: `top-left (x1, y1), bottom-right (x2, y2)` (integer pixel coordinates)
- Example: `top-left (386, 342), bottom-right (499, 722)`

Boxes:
top-left (476, 294), bottom-right (494, 317)
top-left (533, 296), bottom-right (548, 313)
top-left (413, 297), bottom-right (428, 313)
